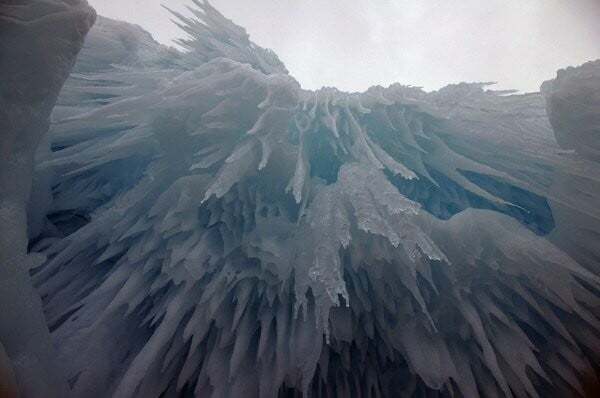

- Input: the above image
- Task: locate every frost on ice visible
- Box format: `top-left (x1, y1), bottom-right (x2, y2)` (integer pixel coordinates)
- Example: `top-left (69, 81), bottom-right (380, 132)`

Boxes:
top-left (2, 0), bottom-right (599, 397)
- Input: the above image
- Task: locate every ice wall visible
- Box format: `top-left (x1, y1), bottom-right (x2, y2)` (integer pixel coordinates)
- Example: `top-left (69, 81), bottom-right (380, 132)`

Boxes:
top-left (545, 60), bottom-right (600, 161)
top-left (542, 60), bottom-right (600, 271)
top-left (15, 1), bottom-right (600, 397)
top-left (0, 1), bottom-right (95, 396)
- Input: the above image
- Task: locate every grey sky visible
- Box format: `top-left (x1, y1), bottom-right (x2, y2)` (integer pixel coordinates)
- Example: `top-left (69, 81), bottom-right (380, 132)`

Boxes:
top-left (88, 0), bottom-right (600, 93)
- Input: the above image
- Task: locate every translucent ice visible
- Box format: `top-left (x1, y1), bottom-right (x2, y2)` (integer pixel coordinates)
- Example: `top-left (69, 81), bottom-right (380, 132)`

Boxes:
top-left (5, 1), bottom-right (598, 397)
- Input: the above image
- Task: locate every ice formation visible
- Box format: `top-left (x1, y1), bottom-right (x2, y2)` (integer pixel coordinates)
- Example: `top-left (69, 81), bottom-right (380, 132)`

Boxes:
top-left (1, 0), bottom-right (599, 397)
top-left (0, 0), bottom-right (95, 396)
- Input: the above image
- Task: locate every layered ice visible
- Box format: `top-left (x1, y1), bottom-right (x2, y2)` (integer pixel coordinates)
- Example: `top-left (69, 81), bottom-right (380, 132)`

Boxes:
top-left (2, 0), bottom-right (598, 397)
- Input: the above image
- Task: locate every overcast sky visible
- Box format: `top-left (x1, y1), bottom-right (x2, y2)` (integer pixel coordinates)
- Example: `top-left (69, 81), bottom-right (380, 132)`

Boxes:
top-left (88, 0), bottom-right (600, 93)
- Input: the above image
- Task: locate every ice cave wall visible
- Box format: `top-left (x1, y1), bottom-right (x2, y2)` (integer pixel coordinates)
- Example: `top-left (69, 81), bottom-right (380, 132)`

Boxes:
top-left (27, 2), bottom-right (600, 396)
top-left (1, 0), bottom-right (599, 397)
top-left (542, 60), bottom-right (600, 271)
top-left (0, 1), bottom-right (95, 396)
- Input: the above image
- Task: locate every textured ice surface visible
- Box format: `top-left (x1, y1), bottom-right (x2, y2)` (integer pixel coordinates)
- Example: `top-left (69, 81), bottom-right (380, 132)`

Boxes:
top-left (542, 60), bottom-right (600, 272)
top-left (0, 0), bottom-right (96, 396)
top-left (5, 0), bottom-right (598, 397)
